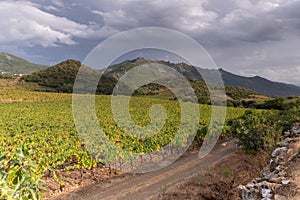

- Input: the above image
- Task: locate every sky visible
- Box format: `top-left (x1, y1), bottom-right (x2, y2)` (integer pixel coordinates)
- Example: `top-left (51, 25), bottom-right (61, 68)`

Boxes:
top-left (1, 0), bottom-right (300, 85)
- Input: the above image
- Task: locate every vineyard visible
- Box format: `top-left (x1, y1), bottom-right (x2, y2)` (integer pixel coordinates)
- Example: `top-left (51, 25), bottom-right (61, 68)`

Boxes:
top-left (1, 88), bottom-right (295, 199)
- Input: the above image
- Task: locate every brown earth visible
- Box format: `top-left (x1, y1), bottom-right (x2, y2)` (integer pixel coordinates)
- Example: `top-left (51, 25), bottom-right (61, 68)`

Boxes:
top-left (289, 156), bottom-right (300, 200)
top-left (155, 150), bottom-right (269, 200)
top-left (45, 140), bottom-right (272, 200)
top-left (284, 138), bottom-right (300, 200)
top-left (42, 164), bottom-right (114, 199)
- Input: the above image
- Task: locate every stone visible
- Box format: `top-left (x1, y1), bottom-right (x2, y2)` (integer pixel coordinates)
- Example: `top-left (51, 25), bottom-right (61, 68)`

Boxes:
top-left (284, 131), bottom-right (291, 137)
top-left (221, 142), bottom-right (228, 146)
top-left (262, 188), bottom-right (272, 198)
top-left (277, 140), bottom-right (289, 147)
top-left (284, 138), bottom-right (291, 143)
top-left (271, 147), bottom-right (287, 158)
top-left (237, 185), bottom-right (247, 199)
top-left (237, 185), bottom-right (260, 200)
top-left (269, 177), bottom-right (282, 184)
top-left (287, 149), bottom-right (293, 155)
top-left (274, 194), bottom-right (286, 200)
top-left (275, 156), bottom-right (285, 165)
top-left (281, 179), bottom-right (291, 185)
top-left (278, 171), bottom-right (286, 177)
top-left (255, 177), bottom-right (262, 182)
top-left (237, 130), bottom-right (300, 200)
top-left (255, 182), bottom-right (263, 190)
top-left (270, 159), bottom-right (276, 171)
top-left (246, 183), bottom-right (255, 189)
top-left (263, 171), bottom-right (275, 180)
top-left (291, 127), bottom-right (300, 135)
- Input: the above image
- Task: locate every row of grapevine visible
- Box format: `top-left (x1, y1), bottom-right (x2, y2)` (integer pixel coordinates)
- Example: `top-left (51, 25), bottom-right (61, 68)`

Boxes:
top-left (0, 90), bottom-right (247, 199)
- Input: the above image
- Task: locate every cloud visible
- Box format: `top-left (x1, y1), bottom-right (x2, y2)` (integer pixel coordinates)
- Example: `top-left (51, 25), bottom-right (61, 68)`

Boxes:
top-left (1, 0), bottom-right (300, 86)
top-left (87, 0), bottom-right (299, 46)
top-left (238, 65), bottom-right (300, 86)
top-left (92, 9), bottom-right (138, 29)
top-left (51, 0), bottom-right (65, 8)
top-left (91, 0), bottom-right (218, 33)
top-left (0, 1), bottom-right (114, 47)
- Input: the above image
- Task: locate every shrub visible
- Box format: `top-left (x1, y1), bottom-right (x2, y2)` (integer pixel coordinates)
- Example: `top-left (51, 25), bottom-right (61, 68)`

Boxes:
top-left (258, 97), bottom-right (286, 110)
top-left (229, 110), bottom-right (282, 153)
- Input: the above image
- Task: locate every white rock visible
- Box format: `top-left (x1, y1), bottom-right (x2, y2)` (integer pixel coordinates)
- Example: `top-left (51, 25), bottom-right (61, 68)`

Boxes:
top-left (275, 165), bottom-right (281, 171)
top-left (269, 177), bottom-right (282, 184)
top-left (246, 183), bottom-right (255, 189)
top-left (281, 179), bottom-right (291, 185)
top-left (262, 188), bottom-right (272, 198)
top-left (271, 147), bottom-right (287, 158)
top-left (221, 142), bottom-right (228, 146)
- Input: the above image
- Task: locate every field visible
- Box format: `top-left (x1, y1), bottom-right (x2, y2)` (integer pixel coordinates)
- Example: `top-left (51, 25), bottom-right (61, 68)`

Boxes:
top-left (0, 88), bottom-right (251, 199)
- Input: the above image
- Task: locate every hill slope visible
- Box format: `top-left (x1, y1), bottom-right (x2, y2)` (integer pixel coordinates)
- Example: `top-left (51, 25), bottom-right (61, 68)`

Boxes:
top-left (105, 58), bottom-right (300, 97)
top-left (219, 69), bottom-right (300, 97)
top-left (22, 59), bottom-right (266, 106)
top-left (21, 60), bottom-right (118, 94)
top-left (0, 52), bottom-right (47, 75)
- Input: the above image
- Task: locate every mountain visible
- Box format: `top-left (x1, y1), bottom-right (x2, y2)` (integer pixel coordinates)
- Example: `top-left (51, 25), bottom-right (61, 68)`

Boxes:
top-left (21, 57), bottom-right (300, 104)
top-left (104, 58), bottom-right (300, 97)
top-left (4, 52), bottom-right (299, 97)
top-left (219, 69), bottom-right (300, 97)
top-left (0, 52), bottom-right (47, 75)
top-left (21, 60), bottom-right (119, 94)
top-left (21, 59), bottom-right (266, 107)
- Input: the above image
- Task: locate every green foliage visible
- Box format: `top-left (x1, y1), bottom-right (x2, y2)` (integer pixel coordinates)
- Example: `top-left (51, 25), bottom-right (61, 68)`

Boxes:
top-left (257, 97), bottom-right (286, 110)
top-left (221, 167), bottom-right (232, 175)
top-left (229, 110), bottom-right (282, 153)
top-left (278, 101), bottom-right (300, 130)
top-left (21, 60), bottom-right (118, 94)
top-left (227, 98), bottom-right (300, 153)
top-left (241, 100), bottom-right (257, 108)
top-left (0, 147), bottom-right (44, 200)
top-left (226, 86), bottom-right (257, 100)
top-left (0, 89), bottom-right (246, 199)
top-left (0, 95), bottom-right (98, 199)
top-left (21, 59), bottom-right (267, 107)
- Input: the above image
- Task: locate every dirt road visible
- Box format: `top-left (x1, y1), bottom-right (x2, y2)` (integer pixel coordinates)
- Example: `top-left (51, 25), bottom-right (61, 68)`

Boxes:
top-left (53, 141), bottom-right (237, 200)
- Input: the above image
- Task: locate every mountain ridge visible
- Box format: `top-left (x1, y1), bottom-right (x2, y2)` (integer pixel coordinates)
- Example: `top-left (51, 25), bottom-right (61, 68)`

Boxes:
top-left (3, 52), bottom-right (299, 97)
top-left (105, 58), bottom-right (300, 97)
top-left (0, 52), bottom-right (47, 75)
top-left (21, 59), bottom-right (268, 107)
top-left (218, 68), bottom-right (300, 97)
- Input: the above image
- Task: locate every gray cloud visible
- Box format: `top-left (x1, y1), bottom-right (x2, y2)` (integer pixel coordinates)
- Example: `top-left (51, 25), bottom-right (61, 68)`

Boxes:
top-left (0, 1), bottom-right (115, 47)
top-left (1, 0), bottom-right (300, 85)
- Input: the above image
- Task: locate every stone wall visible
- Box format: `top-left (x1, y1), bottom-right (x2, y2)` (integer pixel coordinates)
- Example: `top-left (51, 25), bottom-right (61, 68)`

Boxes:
top-left (237, 123), bottom-right (300, 200)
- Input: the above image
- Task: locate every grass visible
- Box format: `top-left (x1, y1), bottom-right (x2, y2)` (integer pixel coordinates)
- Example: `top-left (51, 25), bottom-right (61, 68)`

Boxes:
top-left (221, 166), bottom-right (232, 175)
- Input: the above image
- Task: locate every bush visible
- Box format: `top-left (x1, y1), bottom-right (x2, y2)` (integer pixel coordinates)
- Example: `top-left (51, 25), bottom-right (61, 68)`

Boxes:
top-left (257, 97), bottom-right (286, 110)
top-left (278, 106), bottom-right (300, 131)
top-left (229, 110), bottom-right (282, 153)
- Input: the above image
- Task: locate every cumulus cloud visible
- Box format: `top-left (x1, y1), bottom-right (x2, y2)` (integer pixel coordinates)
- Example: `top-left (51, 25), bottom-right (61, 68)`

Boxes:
top-left (0, 1), bottom-right (114, 47)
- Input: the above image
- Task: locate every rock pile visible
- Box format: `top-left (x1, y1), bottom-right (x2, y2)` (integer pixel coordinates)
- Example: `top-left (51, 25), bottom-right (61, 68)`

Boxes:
top-left (237, 124), bottom-right (300, 200)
